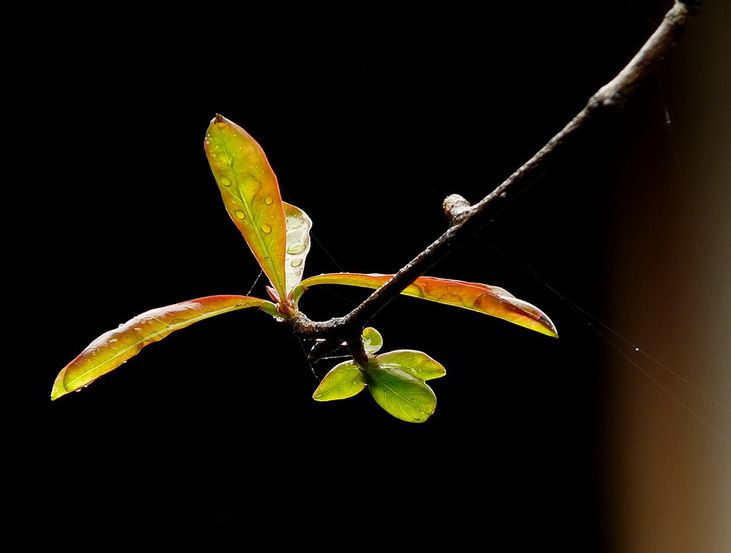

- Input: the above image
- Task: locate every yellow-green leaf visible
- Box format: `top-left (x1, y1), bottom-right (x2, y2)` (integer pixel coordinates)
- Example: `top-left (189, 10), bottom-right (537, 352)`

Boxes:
top-left (365, 362), bottom-right (437, 423)
top-left (293, 273), bottom-right (558, 337)
top-left (312, 360), bottom-right (367, 402)
top-left (51, 295), bottom-right (271, 400)
top-left (283, 202), bottom-right (312, 296)
top-left (376, 349), bottom-right (446, 380)
top-left (362, 327), bottom-right (383, 354)
top-left (204, 114), bottom-right (287, 298)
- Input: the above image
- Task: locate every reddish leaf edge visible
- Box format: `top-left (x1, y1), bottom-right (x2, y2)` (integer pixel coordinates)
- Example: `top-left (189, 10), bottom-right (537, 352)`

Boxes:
top-left (292, 272), bottom-right (558, 338)
top-left (51, 295), bottom-right (276, 401)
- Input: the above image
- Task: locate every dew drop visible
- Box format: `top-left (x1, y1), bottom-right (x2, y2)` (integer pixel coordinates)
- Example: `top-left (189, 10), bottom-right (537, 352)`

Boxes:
top-left (109, 338), bottom-right (119, 348)
top-left (261, 223), bottom-right (272, 234)
top-left (234, 210), bottom-right (246, 220)
top-left (264, 195), bottom-right (273, 205)
top-left (287, 243), bottom-right (306, 255)
top-left (290, 258), bottom-right (303, 267)
top-left (220, 177), bottom-right (232, 187)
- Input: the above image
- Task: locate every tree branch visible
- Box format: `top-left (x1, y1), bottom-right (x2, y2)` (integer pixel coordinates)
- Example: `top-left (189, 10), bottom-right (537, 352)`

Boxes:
top-left (293, 1), bottom-right (699, 348)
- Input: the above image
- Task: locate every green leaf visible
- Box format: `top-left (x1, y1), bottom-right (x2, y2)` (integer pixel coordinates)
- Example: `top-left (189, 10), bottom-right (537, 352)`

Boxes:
top-left (361, 327), bottom-right (383, 353)
top-left (283, 202), bottom-right (312, 296)
top-left (204, 114), bottom-right (288, 300)
top-left (376, 349), bottom-right (445, 381)
top-left (51, 295), bottom-right (272, 400)
top-left (293, 272), bottom-right (558, 337)
top-left (313, 361), bottom-right (366, 401)
top-left (365, 362), bottom-right (437, 423)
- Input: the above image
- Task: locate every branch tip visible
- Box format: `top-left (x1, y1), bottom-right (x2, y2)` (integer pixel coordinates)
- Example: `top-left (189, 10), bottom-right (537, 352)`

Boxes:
top-left (678, 0), bottom-right (701, 13)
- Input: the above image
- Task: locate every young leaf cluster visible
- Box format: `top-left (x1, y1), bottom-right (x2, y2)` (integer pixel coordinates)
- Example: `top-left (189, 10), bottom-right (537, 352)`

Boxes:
top-left (52, 115), bottom-right (556, 422)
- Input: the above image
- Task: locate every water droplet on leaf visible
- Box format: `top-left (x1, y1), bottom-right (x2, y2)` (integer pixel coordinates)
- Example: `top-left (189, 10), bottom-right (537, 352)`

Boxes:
top-left (234, 210), bottom-right (246, 220)
top-left (264, 195), bottom-right (273, 205)
top-left (291, 258), bottom-right (303, 267)
top-left (287, 243), bottom-right (306, 255)
top-left (109, 338), bottom-right (119, 348)
top-left (220, 177), bottom-right (232, 187)
top-left (261, 223), bottom-right (272, 234)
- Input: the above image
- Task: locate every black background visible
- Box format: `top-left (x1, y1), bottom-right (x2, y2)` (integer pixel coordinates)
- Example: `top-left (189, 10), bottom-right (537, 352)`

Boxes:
top-left (16, 0), bottom-right (698, 547)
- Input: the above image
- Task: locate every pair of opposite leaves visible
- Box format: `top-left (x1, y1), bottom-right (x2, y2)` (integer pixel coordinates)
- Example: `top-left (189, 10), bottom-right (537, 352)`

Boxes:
top-left (51, 115), bottom-right (557, 422)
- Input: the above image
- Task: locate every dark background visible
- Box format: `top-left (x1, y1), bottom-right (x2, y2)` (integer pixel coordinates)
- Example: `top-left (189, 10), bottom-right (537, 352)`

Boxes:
top-left (15, 1), bottom-right (724, 549)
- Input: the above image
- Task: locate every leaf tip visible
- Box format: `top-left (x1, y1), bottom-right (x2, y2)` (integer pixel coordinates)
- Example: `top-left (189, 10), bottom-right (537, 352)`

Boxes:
top-left (539, 314), bottom-right (559, 338)
top-left (207, 114), bottom-right (231, 133)
top-left (50, 370), bottom-right (69, 401)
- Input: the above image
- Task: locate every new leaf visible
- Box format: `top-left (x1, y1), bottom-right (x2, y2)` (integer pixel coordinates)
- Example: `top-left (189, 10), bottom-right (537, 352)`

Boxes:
top-left (292, 273), bottom-right (558, 337)
top-left (205, 115), bottom-right (289, 300)
top-left (51, 296), bottom-right (272, 400)
top-left (312, 361), bottom-right (367, 401)
top-left (376, 350), bottom-right (446, 381)
top-left (366, 362), bottom-right (437, 423)
top-left (283, 202), bottom-right (312, 295)
top-left (361, 327), bottom-right (383, 353)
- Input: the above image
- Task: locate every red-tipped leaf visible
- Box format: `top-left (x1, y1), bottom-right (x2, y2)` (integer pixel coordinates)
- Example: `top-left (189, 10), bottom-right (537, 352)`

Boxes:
top-left (51, 295), bottom-right (272, 400)
top-left (204, 115), bottom-right (288, 299)
top-left (292, 273), bottom-right (557, 337)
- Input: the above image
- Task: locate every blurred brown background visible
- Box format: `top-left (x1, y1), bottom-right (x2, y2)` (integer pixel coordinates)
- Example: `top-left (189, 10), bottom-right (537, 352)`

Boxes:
top-left (609, 2), bottom-right (730, 551)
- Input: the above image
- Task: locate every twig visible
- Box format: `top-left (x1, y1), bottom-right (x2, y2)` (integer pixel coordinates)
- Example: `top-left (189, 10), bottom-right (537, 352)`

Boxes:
top-left (292, 1), bottom-right (700, 354)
